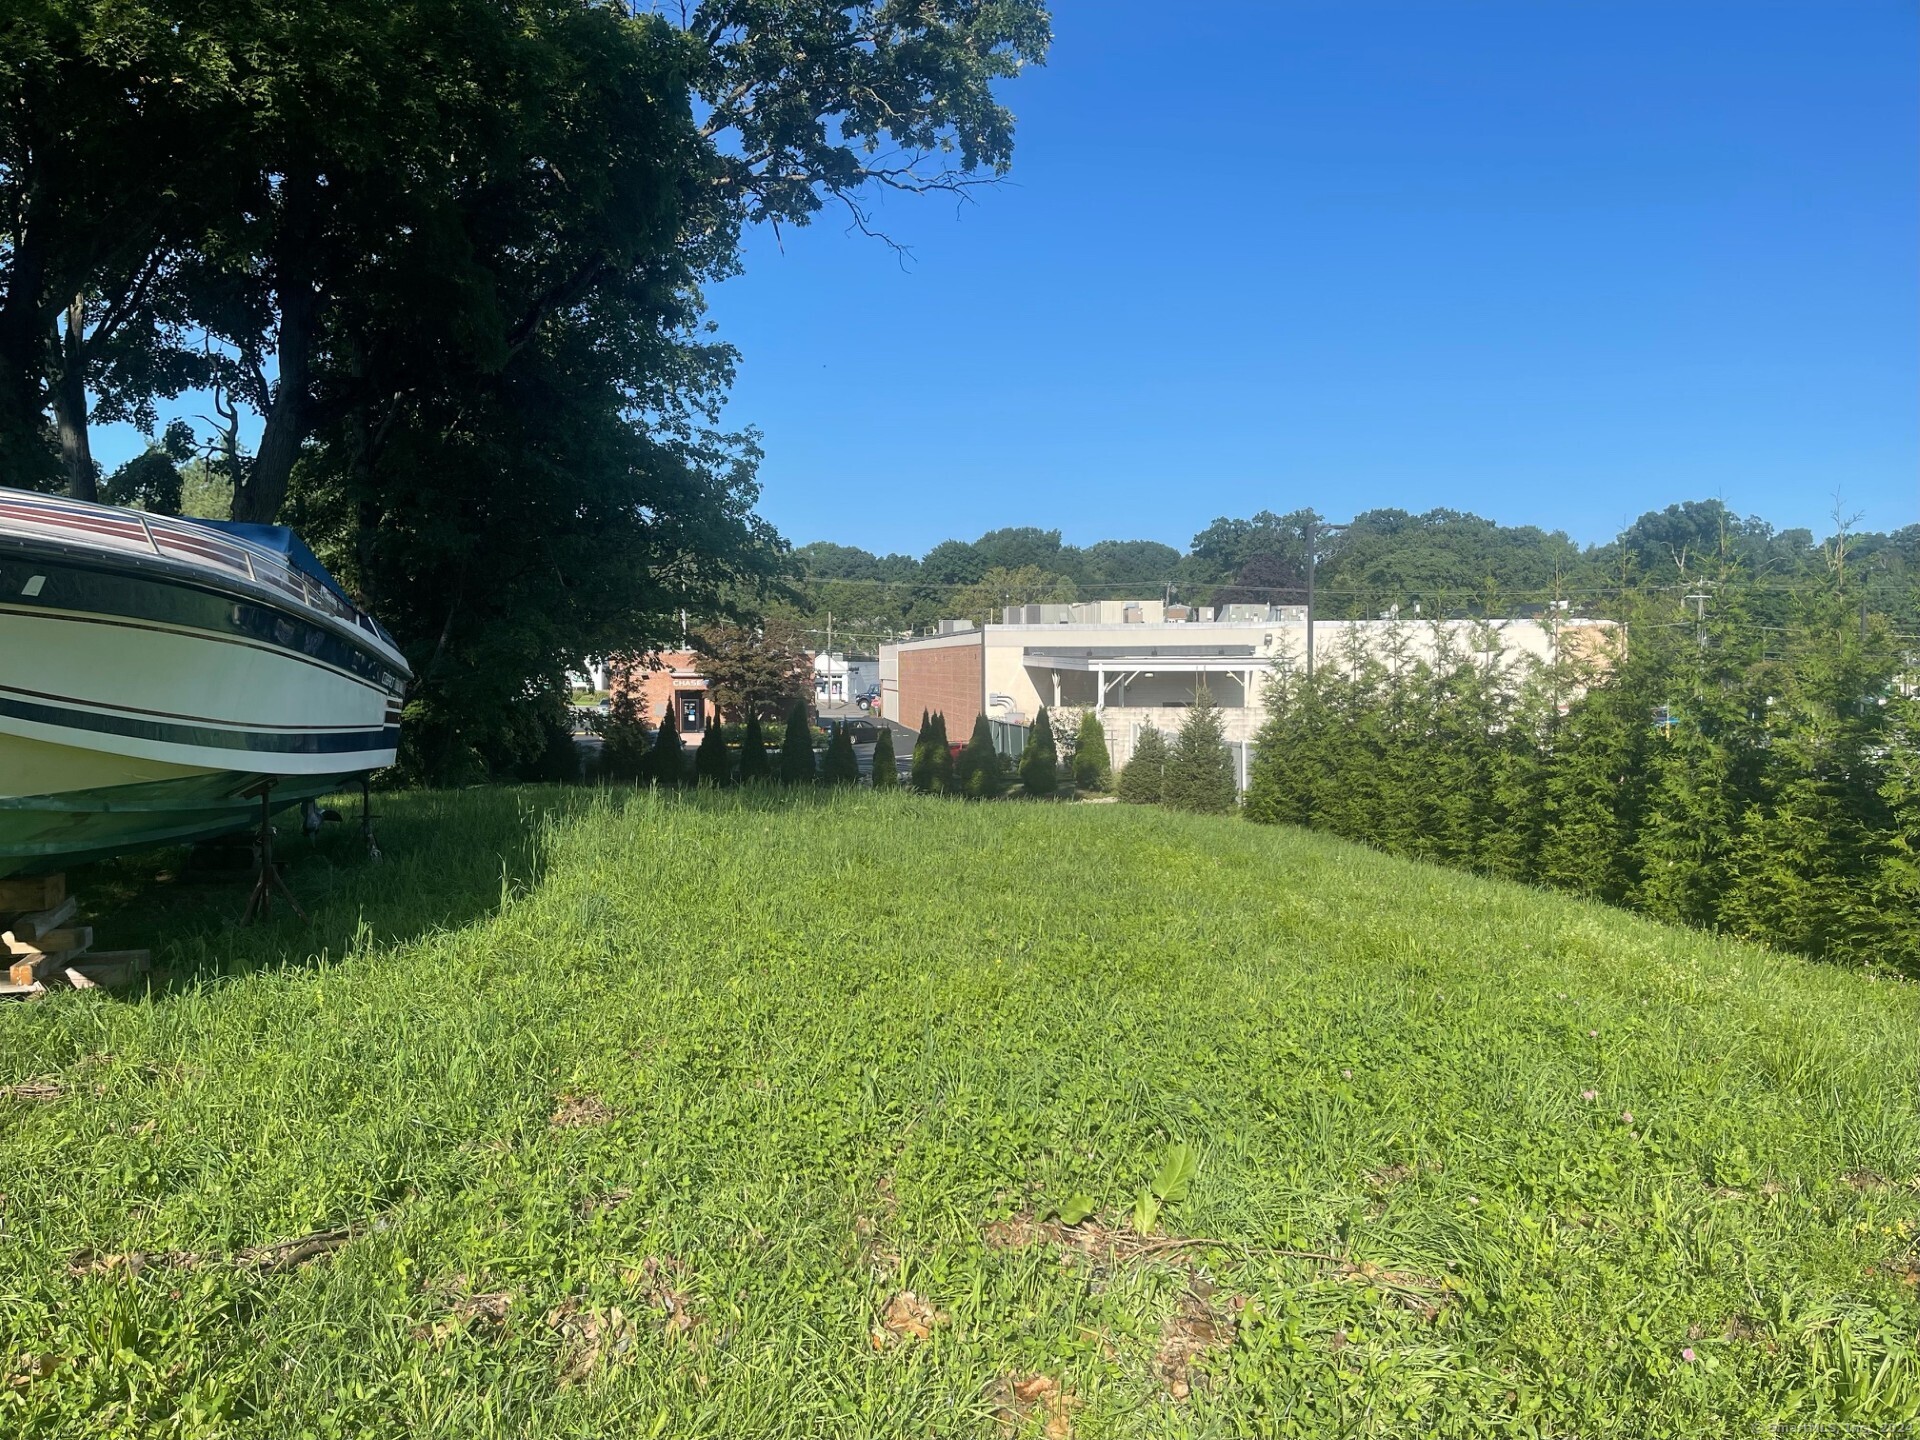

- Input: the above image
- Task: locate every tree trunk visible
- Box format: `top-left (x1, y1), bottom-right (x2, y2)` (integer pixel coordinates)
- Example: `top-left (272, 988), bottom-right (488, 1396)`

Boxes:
top-left (231, 174), bottom-right (317, 524)
top-left (0, 188), bottom-right (56, 488)
top-left (51, 294), bottom-right (95, 501)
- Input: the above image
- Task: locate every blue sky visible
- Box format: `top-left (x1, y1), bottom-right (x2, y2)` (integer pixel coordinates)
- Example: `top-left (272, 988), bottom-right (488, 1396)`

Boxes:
top-left (711, 0), bottom-right (1917, 555)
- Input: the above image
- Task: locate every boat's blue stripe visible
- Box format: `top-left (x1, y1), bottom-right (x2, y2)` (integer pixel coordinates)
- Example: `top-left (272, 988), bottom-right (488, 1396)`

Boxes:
top-left (0, 695), bottom-right (399, 756)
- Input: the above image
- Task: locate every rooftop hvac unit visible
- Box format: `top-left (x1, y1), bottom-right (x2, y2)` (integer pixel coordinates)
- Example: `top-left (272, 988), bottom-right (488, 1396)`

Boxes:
top-left (1123, 604), bottom-right (1143, 624)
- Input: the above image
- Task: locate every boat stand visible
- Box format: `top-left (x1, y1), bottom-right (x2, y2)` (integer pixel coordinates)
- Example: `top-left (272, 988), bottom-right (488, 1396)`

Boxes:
top-left (359, 776), bottom-right (382, 862)
top-left (240, 782), bottom-right (307, 925)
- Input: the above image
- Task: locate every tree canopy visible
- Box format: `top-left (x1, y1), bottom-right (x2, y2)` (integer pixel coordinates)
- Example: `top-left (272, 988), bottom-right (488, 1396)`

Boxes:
top-left (2, 0), bottom-right (1052, 779)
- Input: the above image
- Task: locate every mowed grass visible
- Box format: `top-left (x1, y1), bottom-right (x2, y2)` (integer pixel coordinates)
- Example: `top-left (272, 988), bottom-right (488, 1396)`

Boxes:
top-left (1, 788), bottom-right (1917, 1438)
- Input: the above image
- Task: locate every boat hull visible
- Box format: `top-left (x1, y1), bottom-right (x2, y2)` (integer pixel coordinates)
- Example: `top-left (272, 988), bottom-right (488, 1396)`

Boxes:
top-left (0, 498), bottom-right (409, 876)
top-left (0, 734), bottom-right (352, 876)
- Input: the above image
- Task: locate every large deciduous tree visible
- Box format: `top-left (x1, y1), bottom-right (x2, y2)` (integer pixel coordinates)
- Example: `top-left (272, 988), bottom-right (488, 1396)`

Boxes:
top-left (695, 617), bottom-right (814, 720)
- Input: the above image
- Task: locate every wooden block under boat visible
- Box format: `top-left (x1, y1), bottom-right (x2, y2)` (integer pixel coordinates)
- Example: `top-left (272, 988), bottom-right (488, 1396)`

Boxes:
top-left (8, 948), bottom-right (81, 985)
top-left (0, 874), bottom-right (64, 913)
top-left (64, 950), bottom-right (151, 990)
top-left (3, 896), bottom-right (78, 946)
top-left (5, 925), bottom-right (91, 959)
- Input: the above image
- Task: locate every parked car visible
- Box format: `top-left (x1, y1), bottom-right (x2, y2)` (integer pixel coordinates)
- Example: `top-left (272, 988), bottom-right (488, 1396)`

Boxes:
top-left (855, 686), bottom-right (881, 711)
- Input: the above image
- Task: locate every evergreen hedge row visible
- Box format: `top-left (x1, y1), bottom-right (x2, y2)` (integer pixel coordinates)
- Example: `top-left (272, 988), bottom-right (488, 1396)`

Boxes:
top-left (1243, 586), bottom-right (1920, 973)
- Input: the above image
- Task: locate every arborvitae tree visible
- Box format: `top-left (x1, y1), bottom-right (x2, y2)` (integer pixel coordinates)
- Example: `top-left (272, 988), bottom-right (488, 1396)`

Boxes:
top-left (955, 713), bottom-right (1004, 798)
top-left (926, 712), bottom-right (956, 795)
top-left (695, 722), bottom-right (732, 786)
top-left (645, 714), bottom-right (685, 788)
top-left (1071, 710), bottom-right (1110, 792)
top-left (1538, 648), bottom-right (1651, 902)
top-left (910, 710), bottom-right (936, 792)
top-left (598, 689), bottom-right (652, 782)
top-left (870, 725), bottom-right (898, 789)
top-left (821, 725), bottom-right (860, 786)
top-left (1117, 724), bottom-right (1168, 805)
top-left (1874, 690), bottom-right (1920, 963)
top-left (1161, 687), bottom-right (1237, 814)
top-left (1482, 676), bottom-right (1555, 881)
top-left (1240, 581), bottom-right (1917, 974)
top-left (1245, 670), bottom-right (1313, 826)
top-left (778, 700), bottom-right (816, 785)
top-left (737, 710), bottom-right (772, 783)
top-left (1719, 592), bottom-right (1894, 956)
top-left (1019, 705), bottom-right (1059, 794)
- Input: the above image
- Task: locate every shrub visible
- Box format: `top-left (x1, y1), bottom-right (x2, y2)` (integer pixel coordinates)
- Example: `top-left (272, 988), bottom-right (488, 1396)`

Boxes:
top-left (955, 713), bottom-right (1004, 799)
top-left (517, 710), bottom-right (582, 783)
top-left (1117, 725), bottom-right (1168, 804)
top-left (778, 700), bottom-right (816, 785)
top-left (737, 711), bottom-right (772, 783)
top-left (913, 712), bottom-right (953, 794)
top-left (822, 725), bottom-right (860, 786)
top-left (598, 691), bottom-right (651, 782)
top-left (1162, 689), bottom-right (1237, 814)
top-left (910, 710), bottom-right (935, 792)
top-left (645, 715), bottom-right (685, 788)
top-left (695, 724), bottom-right (732, 786)
top-left (1072, 711), bottom-right (1111, 792)
top-left (927, 713), bottom-right (955, 794)
top-left (1019, 705), bottom-right (1059, 795)
top-left (871, 726), bottom-right (898, 788)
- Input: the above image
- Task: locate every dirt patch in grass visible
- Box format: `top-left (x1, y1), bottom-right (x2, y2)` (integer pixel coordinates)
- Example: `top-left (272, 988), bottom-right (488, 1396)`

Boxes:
top-left (1154, 1284), bottom-right (1243, 1401)
top-left (550, 1092), bottom-right (615, 1129)
top-left (576, 1187), bottom-right (632, 1219)
top-left (414, 1274), bottom-right (515, 1343)
top-left (987, 1372), bottom-right (1078, 1438)
top-left (871, 1290), bottom-right (947, 1349)
top-left (620, 1255), bottom-right (701, 1335)
top-left (547, 1299), bottom-right (635, 1385)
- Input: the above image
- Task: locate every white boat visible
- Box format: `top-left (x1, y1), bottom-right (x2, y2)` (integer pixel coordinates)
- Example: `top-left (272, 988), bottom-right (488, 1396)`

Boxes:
top-left (0, 490), bottom-right (410, 877)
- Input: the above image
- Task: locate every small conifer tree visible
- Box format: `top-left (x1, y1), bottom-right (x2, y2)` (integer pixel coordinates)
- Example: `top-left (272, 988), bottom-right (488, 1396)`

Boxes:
top-left (870, 725), bottom-right (898, 788)
top-left (695, 722), bottom-right (731, 786)
top-left (1071, 710), bottom-right (1111, 792)
top-left (822, 725), bottom-right (860, 785)
top-left (927, 712), bottom-right (956, 794)
top-left (1019, 705), bottom-right (1059, 794)
top-left (737, 710), bottom-right (772, 783)
top-left (1117, 725), bottom-right (1168, 804)
top-left (778, 700), bottom-right (816, 784)
top-left (910, 710), bottom-right (936, 792)
top-left (1162, 688), bottom-right (1238, 813)
top-left (956, 713), bottom-right (1004, 798)
top-left (598, 689), bottom-right (651, 782)
top-left (645, 714), bottom-right (685, 788)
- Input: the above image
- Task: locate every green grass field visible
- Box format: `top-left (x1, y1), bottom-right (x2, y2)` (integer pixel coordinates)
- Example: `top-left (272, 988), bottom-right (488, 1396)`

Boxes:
top-left (2, 788), bottom-right (1916, 1438)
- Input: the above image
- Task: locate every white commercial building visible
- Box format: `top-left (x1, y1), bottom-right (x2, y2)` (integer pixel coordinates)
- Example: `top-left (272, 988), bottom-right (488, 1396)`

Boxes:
top-left (881, 600), bottom-right (1614, 770)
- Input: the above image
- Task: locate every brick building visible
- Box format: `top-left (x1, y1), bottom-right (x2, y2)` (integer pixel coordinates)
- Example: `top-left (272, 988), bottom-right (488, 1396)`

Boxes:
top-left (609, 651), bottom-right (716, 735)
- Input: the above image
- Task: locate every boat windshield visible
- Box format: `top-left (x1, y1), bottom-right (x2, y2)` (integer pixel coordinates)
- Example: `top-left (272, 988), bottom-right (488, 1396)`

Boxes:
top-left (185, 520), bottom-right (354, 606)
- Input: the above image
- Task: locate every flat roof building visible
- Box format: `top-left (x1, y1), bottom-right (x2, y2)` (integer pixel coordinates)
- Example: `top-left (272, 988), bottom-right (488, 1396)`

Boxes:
top-left (880, 602), bottom-right (1615, 771)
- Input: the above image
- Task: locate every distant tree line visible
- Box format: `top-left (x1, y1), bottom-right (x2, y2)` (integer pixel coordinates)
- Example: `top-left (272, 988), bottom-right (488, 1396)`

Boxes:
top-left (1241, 574), bottom-right (1920, 975)
top-left (780, 502), bottom-right (1918, 645)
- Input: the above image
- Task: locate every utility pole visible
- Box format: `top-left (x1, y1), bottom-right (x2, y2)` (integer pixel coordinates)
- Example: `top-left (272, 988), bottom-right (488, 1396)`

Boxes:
top-left (1305, 519), bottom-right (1317, 678)
top-left (1685, 592), bottom-right (1708, 650)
